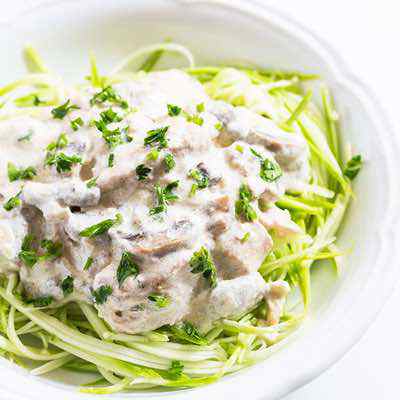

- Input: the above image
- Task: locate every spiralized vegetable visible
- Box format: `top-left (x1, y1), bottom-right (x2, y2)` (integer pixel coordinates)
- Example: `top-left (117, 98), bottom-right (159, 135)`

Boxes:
top-left (0, 43), bottom-right (357, 394)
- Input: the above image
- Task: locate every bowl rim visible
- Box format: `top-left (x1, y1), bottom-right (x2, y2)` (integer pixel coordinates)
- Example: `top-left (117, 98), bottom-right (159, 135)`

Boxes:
top-left (0, 1), bottom-right (399, 399)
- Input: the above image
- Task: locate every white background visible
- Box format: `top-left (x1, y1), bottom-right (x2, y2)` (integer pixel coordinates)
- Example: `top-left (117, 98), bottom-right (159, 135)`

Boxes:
top-left (2, 1), bottom-right (400, 399)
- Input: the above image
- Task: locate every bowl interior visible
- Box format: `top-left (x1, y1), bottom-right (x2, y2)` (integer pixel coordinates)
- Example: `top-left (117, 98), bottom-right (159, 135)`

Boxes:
top-left (0, 1), bottom-right (397, 400)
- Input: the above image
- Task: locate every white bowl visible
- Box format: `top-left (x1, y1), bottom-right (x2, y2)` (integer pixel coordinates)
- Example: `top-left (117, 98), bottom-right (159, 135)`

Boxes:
top-left (0, 1), bottom-right (399, 399)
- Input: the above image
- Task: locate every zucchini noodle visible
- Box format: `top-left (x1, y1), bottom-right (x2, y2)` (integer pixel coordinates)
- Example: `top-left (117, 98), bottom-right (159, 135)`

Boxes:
top-left (0, 43), bottom-right (360, 394)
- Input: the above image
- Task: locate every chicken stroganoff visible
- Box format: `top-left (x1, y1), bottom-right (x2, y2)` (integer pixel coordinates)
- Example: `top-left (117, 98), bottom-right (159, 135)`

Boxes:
top-left (0, 44), bottom-right (361, 393)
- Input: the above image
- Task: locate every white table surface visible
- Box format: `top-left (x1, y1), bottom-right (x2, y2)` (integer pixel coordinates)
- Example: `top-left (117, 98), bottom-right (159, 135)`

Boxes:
top-left (2, 1), bottom-right (400, 399)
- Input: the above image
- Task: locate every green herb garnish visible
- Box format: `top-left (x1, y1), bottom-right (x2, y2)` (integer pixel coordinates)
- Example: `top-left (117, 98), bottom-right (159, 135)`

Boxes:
top-left (148, 293), bottom-right (170, 308)
top-left (344, 154), bottom-right (362, 180)
top-left (167, 104), bottom-right (182, 117)
top-left (7, 162), bottom-right (37, 182)
top-left (83, 256), bottom-right (94, 271)
top-left (166, 360), bottom-right (184, 380)
top-left (27, 296), bottom-right (54, 308)
top-left (116, 251), bottom-right (139, 287)
top-left (90, 86), bottom-right (128, 109)
top-left (189, 246), bottom-right (217, 288)
top-left (18, 235), bottom-right (38, 268)
top-left (108, 153), bottom-right (114, 167)
top-left (196, 102), bottom-right (205, 113)
top-left (45, 153), bottom-right (82, 173)
top-left (70, 117), bottom-right (84, 131)
top-left (51, 100), bottom-right (79, 119)
top-left (61, 276), bottom-right (74, 296)
top-left (144, 126), bottom-right (169, 149)
top-left (47, 133), bottom-right (68, 151)
top-left (149, 181), bottom-right (179, 215)
top-left (135, 164), bottom-right (151, 181)
top-left (79, 214), bottom-right (121, 238)
top-left (235, 184), bottom-right (257, 222)
top-left (86, 177), bottom-right (98, 188)
top-left (251, 148), bottom-right (282, 183)
top-left (188, 166), bottom-right (209, 196)
top-left (164, 153), bottom-right (175, 172)
top-left (40, 239), bottom-right (63, 261)
top-left (3, 191), bottom-right (21, 211)
top-left (91, 285), bottom-right (112, 304)
top-left (17, 130), bottom-right (33, 142)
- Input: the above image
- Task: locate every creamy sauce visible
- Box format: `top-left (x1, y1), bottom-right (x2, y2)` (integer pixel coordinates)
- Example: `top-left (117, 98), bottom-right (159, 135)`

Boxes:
top-left (0, 70), bottom-right (309, 333)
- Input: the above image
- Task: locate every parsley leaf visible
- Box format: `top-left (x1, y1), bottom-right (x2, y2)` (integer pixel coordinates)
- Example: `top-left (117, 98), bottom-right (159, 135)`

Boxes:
top-left (40, 239), bottom-right (63, 261)
top-left (18, 130), bottom-right (33, 142)
top-left (235, 184), bottom-right (257, 222)
top-left (148, 293), bottom-right (170, 308)
top-left (170, 321), bottom-right (208, 345)
top-left (167, 104), bottom-right (182, 116)
top-left (188, 165), bottom-right (209, 195)
top-left (61, 276), bottom-right (74, 296)
top-left (91, 285), bottom-right (113, 304)
top-left (3, 191), bottom-right (21, 211)
top-left (7, 162), bottom-right (37, 182)
top-left (250, 148), bottom-right (282, 183)
top-left (46, 153), bottom-right (82, 173)
top-left (189, 246), bottom-right (217, 288)
top-left (79, 214), bottom-right (122, 237)
top-left (83, 256), bottom-right (94, 271)
top-left (149, 181), bottom-right (179, 215)
top-left (164, 153), bottom-right (175, 172)
top-left (18, 234), bottom-right (38, 268)
top-left (51, 100), bottom-right (79, 119)
top-left (70, 117), bottom-right (84, 131)
top-left (116, 251), bottom-right (139, 287)
top-left (344, 154), bottom-right (362, 180)
top-left (196, 102), bottom-right (205, 113)
top-left (166, 360), bottom-right (184, 380)
top-left (86, 177), bottom-right (98, 188)
top-left (108, 153), bottom-right (115, 167)
top-left (47, 133), bottom-right (68, 151)
top-left (135, 164), bottom-right (151, 181)
top-left (90, 86), bottom-right (128, 109)
top-left (99, 108), bottom-right (122, 124)
top-left (187, 114), bottom-right (204, 126)
top-left (144, 126), bottom-right (169, 150)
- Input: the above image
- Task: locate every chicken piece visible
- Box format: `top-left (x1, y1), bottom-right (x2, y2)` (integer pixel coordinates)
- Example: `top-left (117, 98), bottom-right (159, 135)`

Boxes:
top-left (187, 273), bottom-right (268, 332)
top-left (213, 221), bottom-right (272, 279)
top-left (259, 206), bottom-right (303, 238)
top-left (93, 252), bottom-right (197, 333)
top-left (264, 280), bottom-right (290, 325)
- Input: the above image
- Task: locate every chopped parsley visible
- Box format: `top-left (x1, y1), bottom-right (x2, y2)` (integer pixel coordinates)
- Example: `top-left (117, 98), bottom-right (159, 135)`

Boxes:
top-left (344, 154), bottom-right (362, 180)
top-left (40, 239), bottom-right (63, 261)
top-left (144, 126), bottom-right (169, 149)
top-left (240, 232), bottom-right (251, 243)
top-left (3, 191), bottom-right (21, 211)
top-left (135, 164), bottom-right (151, 181)
top-left (170, 321), bottom-right (208, 345)
top-left (18, 234), bottom-right (38, 268)
top-left (7, 162), bottom-right (37, 182)
top-left (167, 104), bottom-right (182, 116)
top-left (91, 285), bottom-right (113, 305)
top-left (83, 256), bottom-right (94, 271)
top-left (46, 152), bottom-right (82, 173)
top-left (90, 86), bottom-right (128, 109)
top-left (79, 214), bottom-right (122, 238)
top-left (116, 251), bottom-right (139, 287)
top-left (61, 276), bottom-right (74, 296)
top-left (251, 148), bottom-right (282, 183)
top-left (17, 130), bottom-right (33, 142)
top-left (146, 149), bottom-right (159, 161)
top-left (188, 165), bottom-right (209, 196)
top-left (108, 153), bottom-right (115, 167)
top-left (149, 181), bottom-right (179, 215)
top-left (27, 296), bottom-right (54, 308)
top-left (214, 121), bottom-right (223, 131)
top-left (235, 184), bottom-right (257, 222)
top-left (235, 144), bottom-right (244, 153)
top-left (166, 360), bottom-right (184, 380)
top-left (196, 102), bottom-right (205, 113)
top-left (187, 114), bottom-right (204, 126)
top-left (86, 177), bottom-right (98, 188)
top-left (148, 293), bottom-right (170, 308)
top-left (189, 246), bottom-right (217, 288)
top-left (70, 117), bottom-right (84, 131)
top-left (47, 133), bottom-right (68, 152)
top-left (99, 108), bottom-right (122, 124)
top-left (51, 100), bottom-right (79, 119)
top-left (164, 153), bottom-right (175, 172)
